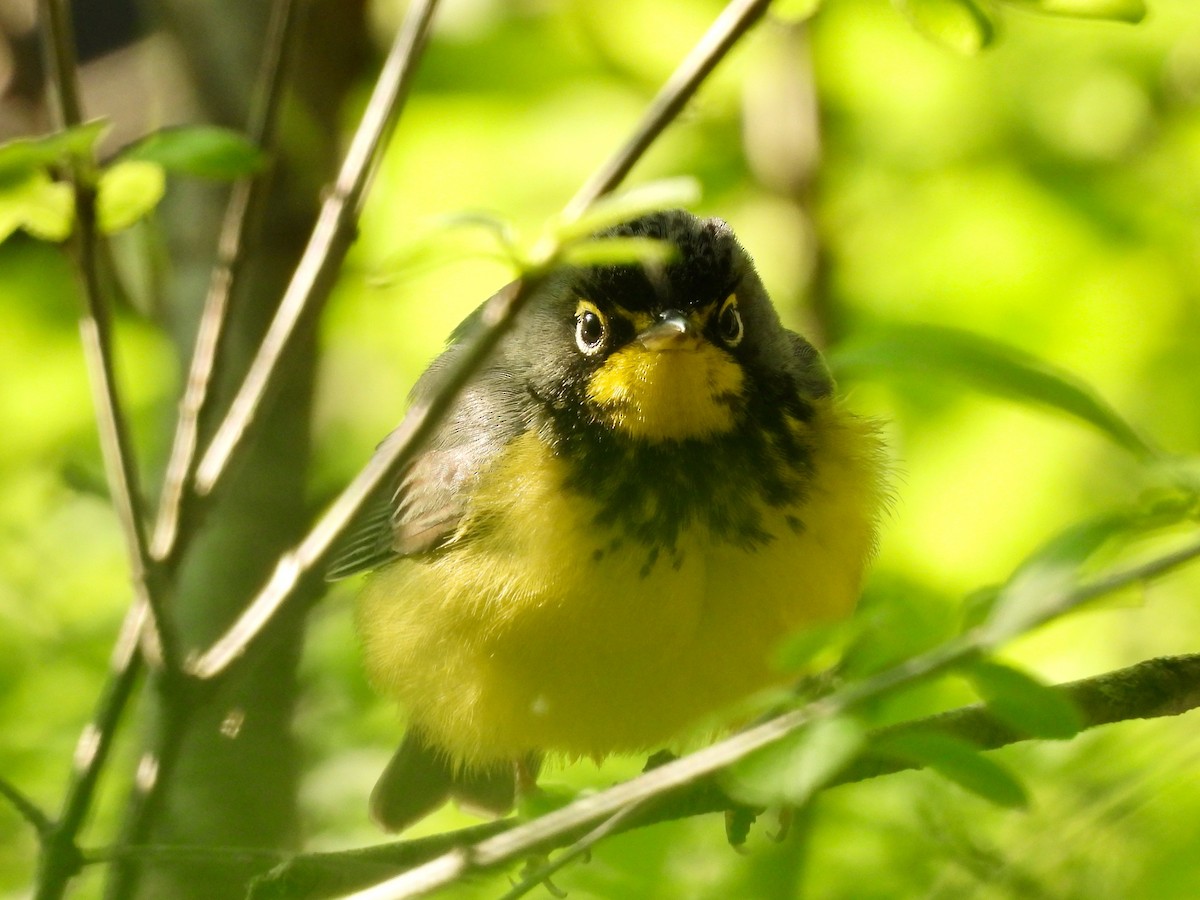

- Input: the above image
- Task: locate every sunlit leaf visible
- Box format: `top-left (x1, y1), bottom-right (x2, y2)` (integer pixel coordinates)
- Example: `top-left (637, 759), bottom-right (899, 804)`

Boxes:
top-left (561, 236), bottom-right (677, 267)
top-left (875, 730), bottom-right (1029, 808)
top-left (723, 716), bottom-right (866, 807)
top-left (121, 126), bottom-right (266, 179)
top-left (0, 120), bottom-right (110, 177)
top-left (772, 0), bottom-right (822, 21)
top-left (771, 620), bottom-right (854, 674)
top-left (984, 510), bottom-right (1141, 641)
top-left (966, 659), bottom-right (1084, 739)
top-left (1000, 0), bottom-right (1145, 22)
top-left (96, 161), bottom-right (166, 233)
top-left (892, 0), bottom-right (995, 55)
top-left (829, 322), bottom-right (1157, 461)
top-left (553, 177), bottom-right (702, 247)
top-left (0, 171), bottom-right (74, 243)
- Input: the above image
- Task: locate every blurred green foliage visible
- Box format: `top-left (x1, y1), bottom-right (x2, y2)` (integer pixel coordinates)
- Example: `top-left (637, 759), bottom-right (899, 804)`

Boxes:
top-left (4, 0), bottom-right (1200, 896)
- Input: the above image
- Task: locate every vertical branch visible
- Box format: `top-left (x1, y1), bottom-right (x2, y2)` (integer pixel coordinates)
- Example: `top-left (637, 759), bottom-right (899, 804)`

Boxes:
top-left (193, 0), bottom-right (442, 497)
top-left (33, 1), bottom-right (178, 896)
top-left (37, 0), bottom-right (178, 669)
top-left (151, 0), bottom-right (305, 565)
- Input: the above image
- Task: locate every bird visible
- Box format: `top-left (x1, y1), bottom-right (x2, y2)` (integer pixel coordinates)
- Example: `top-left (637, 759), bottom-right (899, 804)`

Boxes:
top-left (329, 209), bottom-right (888, 832)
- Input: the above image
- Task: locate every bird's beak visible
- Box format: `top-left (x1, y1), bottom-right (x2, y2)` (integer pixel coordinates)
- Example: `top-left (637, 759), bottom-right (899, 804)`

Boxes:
top-left (636, 311), bottom-right (693, 351)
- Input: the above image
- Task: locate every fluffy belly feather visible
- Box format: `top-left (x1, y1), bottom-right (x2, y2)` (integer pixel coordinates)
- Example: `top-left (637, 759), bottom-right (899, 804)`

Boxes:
top-left (357, 404), bottom-right (884, 767)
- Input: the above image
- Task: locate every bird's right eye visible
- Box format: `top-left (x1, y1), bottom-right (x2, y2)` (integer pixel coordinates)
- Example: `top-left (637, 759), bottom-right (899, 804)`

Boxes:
top-left (575, 301), bottom-right (607, 355)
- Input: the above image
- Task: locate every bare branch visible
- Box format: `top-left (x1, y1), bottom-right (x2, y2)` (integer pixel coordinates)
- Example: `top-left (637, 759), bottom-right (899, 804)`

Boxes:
top-left (187, 277), bottom-right (546, 679)
top-left (151, 0), bottom-right (307, 564)
top-left (37, 0), bottom-right (178, 670)
top-left (193, 0), bottom-right (441, 497)
top-left (563, 0), bottom-right (774, 220)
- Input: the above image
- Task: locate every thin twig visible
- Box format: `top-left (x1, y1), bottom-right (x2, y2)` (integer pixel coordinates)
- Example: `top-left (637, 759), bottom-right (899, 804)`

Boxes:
top-left (0, 774), bottom-right (52, 837)
top-left (496, 803), bottom-right (646, 900)
top-left (37, 0), bottom-right (178, 671)
top-left (193, 0), bottom-right (442, 497)
top-left (151, 0), bottom-right (306, 564)
top-left (563, 0), bottom-right (775, 220)
top-left (35, 602), bottom-right (146, 900)
top-left (337, 537), bottom-right (1200, 899)
top-left (188, 275), bottom-right (546, 679)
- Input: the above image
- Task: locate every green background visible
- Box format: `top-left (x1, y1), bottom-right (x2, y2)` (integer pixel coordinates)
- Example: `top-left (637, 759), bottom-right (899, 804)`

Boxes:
top-left (3, 0), bottom-right (1200, 896)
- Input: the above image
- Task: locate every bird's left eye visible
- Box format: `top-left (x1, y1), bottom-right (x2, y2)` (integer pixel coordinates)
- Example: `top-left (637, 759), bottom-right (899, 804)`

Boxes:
top-left (717, 295), bottom-right (743, 347)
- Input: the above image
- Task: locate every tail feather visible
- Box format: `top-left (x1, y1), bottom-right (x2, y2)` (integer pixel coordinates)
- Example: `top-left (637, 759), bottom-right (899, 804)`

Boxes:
top-left (370, 731), bottom-right (542, 832)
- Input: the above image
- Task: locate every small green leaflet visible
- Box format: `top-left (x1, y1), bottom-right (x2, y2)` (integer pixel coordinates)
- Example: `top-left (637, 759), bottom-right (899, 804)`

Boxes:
top-left (120, 125), bottom-right (266, 180)
top-left (97, 161), bottom-right (166, 233)
top-left (722, 716), bottom-right (867, 808)
top-left (983, 510), bottom-right (1140, 642)
top-left (552, 177), bottom-right (702, 248)
top-left (0, 120), bottom-right (110, 178)
top-left (966, 659), bottom-right (1084, 739)
top-left (830, 322), bottom-right (1157, 462)
top-left (999, 0), bottom-right (1145, 22)
top-left (874, 730), bottom-right (1029, 808)
top-left (891, 0), bottom-right (995, 55)
top-left (561, 236), bottom-right (678, 268)
top-left (0, 172), bottom-right (74, 243)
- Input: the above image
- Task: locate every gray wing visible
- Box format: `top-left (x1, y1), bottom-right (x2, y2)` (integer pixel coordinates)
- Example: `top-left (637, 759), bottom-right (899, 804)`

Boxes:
top-left (326, 295), bottom-right (529, 580)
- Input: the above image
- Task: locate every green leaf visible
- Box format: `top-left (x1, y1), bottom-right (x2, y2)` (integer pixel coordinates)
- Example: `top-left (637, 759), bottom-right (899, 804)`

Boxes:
top-left (561, 236), bottom-right (677, 268)
top-left (875, 730), bottom-right (1029, 808)
top-left (772, 0), bottom-right (823, 21)
top-left (553, 177), bottom-right (702, 247)
top-left (983, 510), bottom-right (1139, 641)
top-left (723, 716), bottom-right (866, 807)
top-left (0, 120), bottom-right (110, 178)
top-left (771, 620), bottom-right (853, 673)
top-left (1000, 0), bottom-right (1145, 22)
top-left (966, 659), bottom-right (1084, 739)
top-left (96, 161), bottom-right (166, 233)
top-left (121, 126), bottom-right (266, 179)
top-left (829, 322), bottom-right (1157, 461)
top-left (892, 0), bottom-right (995, 55)
top-left (0, 171), bottom-right (75, 243)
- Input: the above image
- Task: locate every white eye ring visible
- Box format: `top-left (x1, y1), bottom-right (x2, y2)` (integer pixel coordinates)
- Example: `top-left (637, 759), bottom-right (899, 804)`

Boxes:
top-left (717, 294), bottom-right (743, 347)
top-left (575, 300), bottom-right (607, 355)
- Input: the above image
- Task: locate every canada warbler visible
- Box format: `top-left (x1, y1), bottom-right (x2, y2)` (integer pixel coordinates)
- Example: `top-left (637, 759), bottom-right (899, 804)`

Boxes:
top-left (331, 209), bottom-right (887, 831)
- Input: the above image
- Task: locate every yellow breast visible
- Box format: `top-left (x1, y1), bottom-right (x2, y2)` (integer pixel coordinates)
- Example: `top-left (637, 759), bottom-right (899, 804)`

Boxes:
top-left (356, 401), bottom-right (886, 768)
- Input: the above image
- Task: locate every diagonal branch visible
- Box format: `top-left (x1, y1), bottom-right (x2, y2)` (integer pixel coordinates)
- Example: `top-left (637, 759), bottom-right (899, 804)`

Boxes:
top-left (186, 0), bottom-right (787, 682)
top-left (246, 652), bottom-right (1200, 900)
top-left (192, 0), bottom-right (441, 498)
top-left (35, 602), bottom-right (146, 900)
top-left (330, 538), bottom-right (1200, 899)
top-left (0, 774), bottom-right (52, 838)
top-left (564, 0), bottom-right (775, 220)
top-left (151, 0), bottom-right (307, 565)
top-left (187, 276), bottom-right (546, 679)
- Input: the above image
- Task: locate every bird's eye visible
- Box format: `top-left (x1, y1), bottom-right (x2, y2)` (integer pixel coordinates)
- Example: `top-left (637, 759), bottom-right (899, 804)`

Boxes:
top-left (717, 294), bottom-right (743, 347)
top-left (575, 301), bottom-right (607, 354)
